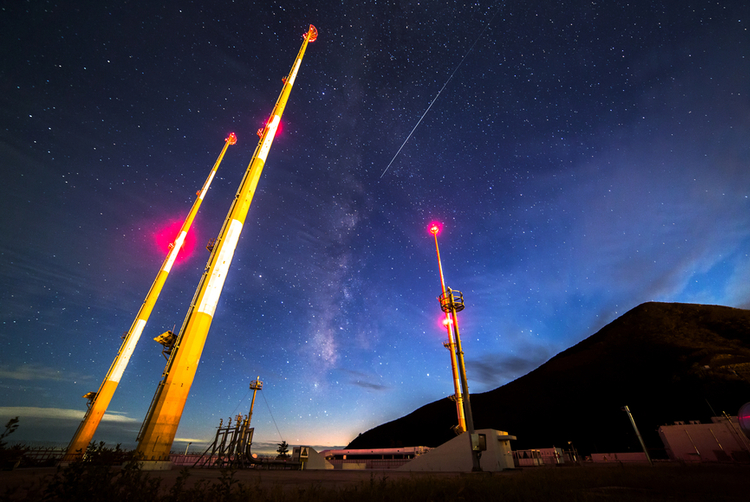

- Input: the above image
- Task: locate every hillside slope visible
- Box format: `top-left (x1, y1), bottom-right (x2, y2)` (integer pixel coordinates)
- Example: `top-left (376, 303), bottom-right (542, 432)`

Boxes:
top-left (347, 302), bottom-right (750, 455)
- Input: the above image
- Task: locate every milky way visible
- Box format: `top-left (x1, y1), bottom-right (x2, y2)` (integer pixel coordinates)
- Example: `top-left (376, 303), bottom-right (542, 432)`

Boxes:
top-left (1, 1), bottom-right (749, 450)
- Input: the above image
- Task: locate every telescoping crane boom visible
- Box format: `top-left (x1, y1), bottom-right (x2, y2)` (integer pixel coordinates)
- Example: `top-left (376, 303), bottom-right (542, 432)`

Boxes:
top-left (429, 223), bottom-right (466, 435)
top-left (64, 133), bottom-right (237, 461)
top-left (135, 25), bottom-right (317, 465)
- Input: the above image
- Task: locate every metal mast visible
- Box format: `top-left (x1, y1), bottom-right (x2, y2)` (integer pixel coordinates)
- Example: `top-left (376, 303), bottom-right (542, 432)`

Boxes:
top-left (64, 133), bottom-right (237, 462)
top-left (192, 376), bottom-right (263, 468)
top-left (430, 223), bottom-right (481, 471)
top-left (135, 26), bottom-right (317, 465)
top-left (248, 376), bottom-right (263, 424)
top-left (429, 223), bottom-right (466, 434)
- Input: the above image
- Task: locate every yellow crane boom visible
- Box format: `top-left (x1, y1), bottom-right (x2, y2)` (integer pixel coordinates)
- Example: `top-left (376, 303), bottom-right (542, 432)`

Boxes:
top-left (135, 25), bottom-right (317, 465)
top-left (64, 132), bottom-right (237, 461)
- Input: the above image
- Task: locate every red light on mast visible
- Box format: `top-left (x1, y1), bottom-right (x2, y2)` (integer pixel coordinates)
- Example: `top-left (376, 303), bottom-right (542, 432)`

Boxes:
top-left (307, 25), bottom-right (318, 43)
top-left (257, 118), bottom-right (283, 138)
top-left (154, 220), bottom-right (196, 265)
top-left (429, 222), bottom-right (441, 235)
top-left (226, 132), bottom-right (237, 145)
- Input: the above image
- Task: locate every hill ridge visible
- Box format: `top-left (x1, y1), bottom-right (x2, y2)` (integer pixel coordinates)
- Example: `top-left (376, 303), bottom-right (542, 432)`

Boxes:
top-left (347, 302), bottom-right (750, 455)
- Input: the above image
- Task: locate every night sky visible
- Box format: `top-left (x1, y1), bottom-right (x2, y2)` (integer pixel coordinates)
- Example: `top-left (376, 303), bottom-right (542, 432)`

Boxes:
top-left (2, 1), bottom-right (749, 453)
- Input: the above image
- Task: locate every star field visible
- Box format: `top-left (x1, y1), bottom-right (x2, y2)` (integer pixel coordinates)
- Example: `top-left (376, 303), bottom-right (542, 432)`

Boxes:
top-left (1, 0), bottom-right (749, 451)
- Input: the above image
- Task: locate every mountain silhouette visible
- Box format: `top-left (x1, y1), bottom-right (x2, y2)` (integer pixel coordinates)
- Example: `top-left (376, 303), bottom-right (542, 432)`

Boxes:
top-left (347, 302), bottom-right (750, 456)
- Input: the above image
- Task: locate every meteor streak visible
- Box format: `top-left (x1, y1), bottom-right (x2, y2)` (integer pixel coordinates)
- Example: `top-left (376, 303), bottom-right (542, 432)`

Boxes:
top-left (379, 4), bottom-right (503, 179)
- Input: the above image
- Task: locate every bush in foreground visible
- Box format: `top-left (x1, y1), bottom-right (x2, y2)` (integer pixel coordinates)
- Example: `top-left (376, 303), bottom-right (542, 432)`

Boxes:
top-left (3, 450), bottom-right (748, 502)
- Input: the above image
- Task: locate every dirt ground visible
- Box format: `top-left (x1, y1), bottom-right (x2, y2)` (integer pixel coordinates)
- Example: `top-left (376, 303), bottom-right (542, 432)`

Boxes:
top-left (2, 463), bottom-right (749, 501)
top-left (0, 465), bottom-right (465, 496)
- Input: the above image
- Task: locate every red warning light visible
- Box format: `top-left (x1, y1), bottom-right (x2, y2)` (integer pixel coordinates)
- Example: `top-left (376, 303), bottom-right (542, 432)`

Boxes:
top-left (226, 132), bottom-right (237, 145)
top-left (307, 25), bottom-right (318, 43)
top-left (429, 222), bottom-right (441, 235)
top-left (154, 220), bottom-right (197, 265)
top-left (257, 118), bottom-right (282, 138)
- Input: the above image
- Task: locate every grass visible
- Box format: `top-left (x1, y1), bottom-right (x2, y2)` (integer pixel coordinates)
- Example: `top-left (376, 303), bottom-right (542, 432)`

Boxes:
top-left (2, 458), bottom-right (748, 501)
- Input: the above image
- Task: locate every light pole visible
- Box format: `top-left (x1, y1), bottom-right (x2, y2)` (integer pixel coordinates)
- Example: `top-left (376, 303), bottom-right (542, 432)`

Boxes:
top-left (622, 405), bottom-right (653, 466)
top-left (567, 440), bottom-right (579, 465)
top-left (184, 442), bottom-right (192, 455)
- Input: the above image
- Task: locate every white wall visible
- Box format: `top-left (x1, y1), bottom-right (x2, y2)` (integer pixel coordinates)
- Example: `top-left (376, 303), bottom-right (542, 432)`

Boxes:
top-left (398, 429), bottom-right (516, 472)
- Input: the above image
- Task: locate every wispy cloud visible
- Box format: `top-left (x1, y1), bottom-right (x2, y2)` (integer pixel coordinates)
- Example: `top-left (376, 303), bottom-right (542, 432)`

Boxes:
top-left (350, 380), bottom-right (388, 391)
top-left (174, 437), bottom-right (212, 445)
top-left (468, 348), bottom-right (552, 388)
top-left (0, 363), bottom-right (91, 382)
top-left (338, 368), bottom-right (389, 391)
top-left (0, 363), bottom-right (65, 381)
top-left (0, 406), bottom-right (137, 423)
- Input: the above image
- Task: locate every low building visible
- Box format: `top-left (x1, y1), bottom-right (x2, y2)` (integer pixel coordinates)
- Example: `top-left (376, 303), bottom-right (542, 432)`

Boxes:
top-left (323, 429), bottom-right (517, 472)
top-left (320, 446), bottom-right (430, 470)
top-left (658, 415), bottom-right (750, 462)
top-left (512, 449), bottom-right (544, 467)
top-left (512, 447), bottom-right (568, 466)
top-left (398, 429), bottom-right (516, 472)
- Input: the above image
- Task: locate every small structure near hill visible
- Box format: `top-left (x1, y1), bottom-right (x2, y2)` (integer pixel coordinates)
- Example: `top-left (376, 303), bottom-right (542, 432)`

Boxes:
top-left (321, 447), bottom-right (430, 470)
top-left (291, 446), bottom-right (334, 470)
top-left (658, 415), bottom-right (750, 462)
top-left (513, 447), bottom-right (568, 467)
top-left (398, 429), bottom-right (516, 472)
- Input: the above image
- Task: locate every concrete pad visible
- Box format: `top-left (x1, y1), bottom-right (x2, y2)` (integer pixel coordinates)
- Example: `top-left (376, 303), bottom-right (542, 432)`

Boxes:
top-left (398, 429), bottom-right (516, 472)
